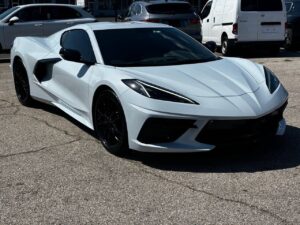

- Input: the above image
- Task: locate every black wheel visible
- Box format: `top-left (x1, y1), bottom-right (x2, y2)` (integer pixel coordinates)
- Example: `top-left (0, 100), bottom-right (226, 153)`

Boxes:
top-left (285, 29), bottom-right (294, 51)
top-left (93, 89), bottom-right (129, 155)
top-left (13, 58), bottom-right (35, 106)
top-left (221, 35), bottom-right (233, 56)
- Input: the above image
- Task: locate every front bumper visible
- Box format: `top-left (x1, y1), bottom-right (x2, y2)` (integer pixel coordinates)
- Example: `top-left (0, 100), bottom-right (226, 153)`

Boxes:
top-left (124, 101), bottom-right (287, 153)
top-left (121, 81), bottom-right (288, 153)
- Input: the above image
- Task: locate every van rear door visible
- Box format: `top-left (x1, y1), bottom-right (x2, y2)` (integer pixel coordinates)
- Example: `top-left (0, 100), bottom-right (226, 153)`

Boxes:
top-left (238, 0), bottom-right (259, 41)
top-left (256, 0), bottom-right (286, 41)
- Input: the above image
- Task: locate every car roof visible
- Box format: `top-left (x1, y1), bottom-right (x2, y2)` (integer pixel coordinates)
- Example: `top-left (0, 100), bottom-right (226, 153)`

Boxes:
top-left (133, 0), bottom-right (191, 6)
top-left (82, 21), bottom-right (171, 31)
top-left (16, 3), bottom-right (81, 8)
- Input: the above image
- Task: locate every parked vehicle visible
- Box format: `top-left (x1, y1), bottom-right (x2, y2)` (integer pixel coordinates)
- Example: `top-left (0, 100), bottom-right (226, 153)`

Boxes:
top-left (118, 0), bottom-right (202, 42)
top-left (0, 4), bottom-right (96, 51)
top-left (201, 0), bottom-right (287, 55)
top-left (11, 22), bottom-right (288, 155)
top-left (285, 0), bottom-right (300, 50)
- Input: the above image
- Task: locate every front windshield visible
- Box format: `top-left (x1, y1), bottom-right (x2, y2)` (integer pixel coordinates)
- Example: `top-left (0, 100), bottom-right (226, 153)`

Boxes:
top-left (0, 7), bottom-right (19, 20)
top-left (94, 28), bottom-right (219, 67)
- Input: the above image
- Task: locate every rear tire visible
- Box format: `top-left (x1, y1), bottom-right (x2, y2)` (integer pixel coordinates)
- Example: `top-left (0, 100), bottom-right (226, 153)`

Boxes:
top-left (93, 89), bottom-right (129, 156)
top-left (284, 28), bottom-right (295, 51)
top-left (13, 58), bottom-right (36, 106)
top-left (221, 35), bottom-right (233, 56)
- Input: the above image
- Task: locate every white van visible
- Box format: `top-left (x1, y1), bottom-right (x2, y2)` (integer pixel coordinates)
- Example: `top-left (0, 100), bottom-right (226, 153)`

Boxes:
top-left (200, 0), bottom-right (287, 55)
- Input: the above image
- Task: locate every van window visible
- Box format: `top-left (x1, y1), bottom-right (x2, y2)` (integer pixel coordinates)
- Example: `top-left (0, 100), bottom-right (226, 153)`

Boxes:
top-left (201, 1), bottom-right (212, 19)
top-left (241, 0), bottom-right (283, 11)
top-left (146, 3), bottom-right (194, 14)
top-left (287, 2), bottom-right (300, 15)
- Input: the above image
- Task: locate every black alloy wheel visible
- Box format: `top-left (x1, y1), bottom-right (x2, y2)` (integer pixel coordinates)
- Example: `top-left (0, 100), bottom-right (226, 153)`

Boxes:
top-left (93, 89), bottom-right (129, 155)
top-left (13, 59), bottom-right (35, 106)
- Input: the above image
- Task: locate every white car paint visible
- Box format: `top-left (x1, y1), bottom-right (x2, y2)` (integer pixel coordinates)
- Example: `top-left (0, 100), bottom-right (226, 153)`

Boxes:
top-left (201, 0), bottom-right (287, 46)
top-left (11, 22), bottom-right (289, 153)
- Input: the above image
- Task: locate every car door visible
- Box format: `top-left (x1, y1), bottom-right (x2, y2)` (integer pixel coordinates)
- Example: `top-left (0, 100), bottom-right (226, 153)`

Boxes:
top-left (3, 6), bottom-right (44, 48)
top-left (42, 6), bottom-right (88, 36)
top-left (256, 0), bottom-right (286, 41)
top-left (201, 0), bottom-right (213, 43)
top-left (43, 29), bottom-right (96, 115)
top-left (238, 0), bottom-right (259, 42)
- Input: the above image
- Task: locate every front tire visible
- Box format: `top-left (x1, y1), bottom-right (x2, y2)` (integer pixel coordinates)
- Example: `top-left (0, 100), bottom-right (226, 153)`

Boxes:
top-left (93, 89), bottom-right (129, 155)
top-left (13, 58), bottom-right (35, 106)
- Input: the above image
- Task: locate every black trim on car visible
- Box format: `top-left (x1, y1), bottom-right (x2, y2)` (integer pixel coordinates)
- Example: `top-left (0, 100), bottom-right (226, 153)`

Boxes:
top-left (261, 22), bottom-right (281, 26)
top-left (222, 22), bottom-right (233, 26)
top-left (196, 101), bottom-right (288, 146)
top-left (138, 118), bottom-right (196, 144)
top-left (33, 58), bottom-right (61, 82)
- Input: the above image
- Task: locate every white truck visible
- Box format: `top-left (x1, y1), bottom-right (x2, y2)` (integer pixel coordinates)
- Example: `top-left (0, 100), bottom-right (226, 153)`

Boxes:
top-left (201, 0), bottom-right (287, 55)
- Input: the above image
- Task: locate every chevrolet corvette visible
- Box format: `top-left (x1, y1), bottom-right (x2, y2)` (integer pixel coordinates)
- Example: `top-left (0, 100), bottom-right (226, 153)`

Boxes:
top-left (11, 22), bottom-right (289, 155)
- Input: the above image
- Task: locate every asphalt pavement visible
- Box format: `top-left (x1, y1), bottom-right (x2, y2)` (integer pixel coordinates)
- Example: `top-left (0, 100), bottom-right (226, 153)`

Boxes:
top-left (0, 52), bottom-right (299, 224)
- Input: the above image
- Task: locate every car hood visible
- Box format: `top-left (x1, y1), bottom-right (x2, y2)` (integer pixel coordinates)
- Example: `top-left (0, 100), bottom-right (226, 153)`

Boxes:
top-left (118, 58), bottom-right (265, 97)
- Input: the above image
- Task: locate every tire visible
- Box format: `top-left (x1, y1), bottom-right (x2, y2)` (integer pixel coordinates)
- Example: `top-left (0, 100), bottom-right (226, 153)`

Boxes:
top-left (13, 58), bottom-right (35, 106)
top-left (93, 89), bottom-right (129, 155)
top-left (221, 35), bottom-right (233, 56)
top-left (284, 29), bottom-right (295, 51)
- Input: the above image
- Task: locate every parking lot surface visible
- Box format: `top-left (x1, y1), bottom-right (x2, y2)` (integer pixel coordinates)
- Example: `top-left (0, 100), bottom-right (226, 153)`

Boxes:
top-left (0, 52), bottom-right (299, 224)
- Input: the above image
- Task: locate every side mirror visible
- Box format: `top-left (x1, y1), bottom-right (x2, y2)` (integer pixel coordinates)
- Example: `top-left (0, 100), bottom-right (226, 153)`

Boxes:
top-left (204, 41), bottom-right (217, 53)
top-left (8, 16), bottom-right (19, 25)
top-left (59, 48), bottom-right (95, 65)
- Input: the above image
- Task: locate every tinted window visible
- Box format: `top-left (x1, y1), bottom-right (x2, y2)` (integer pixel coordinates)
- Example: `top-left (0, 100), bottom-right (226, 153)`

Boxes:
top-left (61, 29), bottom-right (95, 63)
top-left (94, 28), bottom-right (218, 67)
top-left (146, 3), bottom-right (194, 14)
top-left (201, 1), bottom-right (212, 19)
top-left (44, 6), bottom-right (82, 20)
top-left (15, 6), bottom-right (45, 21)
top-left (287, 2), bottom-right (300, 15)
top-left (0, 6), bottom-right (19, 20)
top-left (241, 0), bottom-right (283, 11)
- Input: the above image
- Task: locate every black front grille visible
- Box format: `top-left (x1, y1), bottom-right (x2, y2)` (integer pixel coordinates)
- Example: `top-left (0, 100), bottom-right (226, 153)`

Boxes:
top-left (196, 102), bottom-right (287, 146)
top-left (138, 118), bottom-right (196, 144)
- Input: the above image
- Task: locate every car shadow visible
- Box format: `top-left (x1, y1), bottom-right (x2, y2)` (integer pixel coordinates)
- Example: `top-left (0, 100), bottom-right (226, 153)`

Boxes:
top-left (31, 102), bottom-right (300, 173)
top-left (222, 48), bottom-right (300, 59)
top-left (125, 125), bottom-right (300, 173)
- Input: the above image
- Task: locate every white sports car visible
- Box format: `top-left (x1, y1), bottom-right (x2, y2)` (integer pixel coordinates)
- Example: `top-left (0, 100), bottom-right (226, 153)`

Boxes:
top-left (11, 22), bottom-right (288, 155)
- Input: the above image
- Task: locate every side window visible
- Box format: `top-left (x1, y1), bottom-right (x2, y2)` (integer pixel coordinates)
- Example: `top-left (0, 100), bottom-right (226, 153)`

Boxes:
top-left (130, 4), bottom-right (137, 16)
top-left (61, 29), bottom-right (96, 63)
top-left (15, 6), bottom-right (44, 22)
top-left (285, 2), bottom-right (293, 13)
top-left (136, 4), bottom-right (142, 15)
top-left (201, 1), bottom-right (212, 19)
top-left (45, 6), bottom-right (82, 20)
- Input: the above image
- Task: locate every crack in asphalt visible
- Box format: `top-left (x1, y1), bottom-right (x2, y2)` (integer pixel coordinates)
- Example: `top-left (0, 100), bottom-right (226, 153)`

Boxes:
top-left (0, 138), bottom-right (81, 159)
top-left (130, 163), bottom-right (292, 225)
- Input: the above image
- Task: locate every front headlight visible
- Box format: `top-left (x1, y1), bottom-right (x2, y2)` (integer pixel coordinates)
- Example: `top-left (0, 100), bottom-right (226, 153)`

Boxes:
top-left (264, 66), bottom-right (280, 94)
top-left (122, 79), bottom-right (198, 104)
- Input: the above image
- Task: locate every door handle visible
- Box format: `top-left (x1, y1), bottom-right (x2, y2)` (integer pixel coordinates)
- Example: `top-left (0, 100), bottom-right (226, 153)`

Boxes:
top-left (213, 17), bottom-right (215, 23)
top-left (207, 19), bottom-right (209, 22)
top-left (34, 23), bottom-right (43, 26)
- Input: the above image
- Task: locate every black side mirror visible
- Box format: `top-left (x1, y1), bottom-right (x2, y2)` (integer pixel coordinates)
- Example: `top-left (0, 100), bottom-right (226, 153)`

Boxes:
top-left (59, 48), bottom-right (95, 65)
top-left (60, 48), bottom-right (81, 63)
top-left (204, 41), bottom-right (217, 53)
